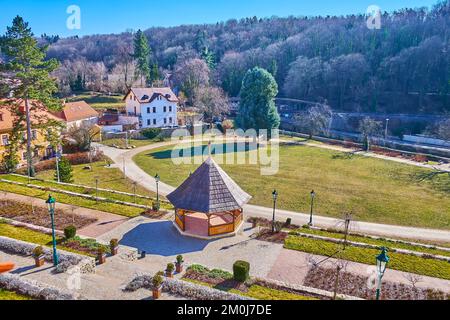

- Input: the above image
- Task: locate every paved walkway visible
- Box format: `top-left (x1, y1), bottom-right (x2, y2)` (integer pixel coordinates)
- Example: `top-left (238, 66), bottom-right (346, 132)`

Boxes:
top-left (1, 192), bottom-right (128, 238)
top-left (96, 141), bottom-right (450, 243)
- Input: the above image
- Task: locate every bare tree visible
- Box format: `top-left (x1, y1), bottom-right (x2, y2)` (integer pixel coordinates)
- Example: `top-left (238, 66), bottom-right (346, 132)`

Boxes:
top-left (437, 119), bottom-right (450, 141)
top-left (193, 86), bottom-right (230, 128)
top-left (173, 58), bottom-right (210, 102)
top-left (64, 123), bottom-right (98, 154)
top-left (359, 117), bottom-right (382, 151)
top-left (294, 104), bottom-right (332, 139)
top-left (404, 273), bottom-right (423, 289)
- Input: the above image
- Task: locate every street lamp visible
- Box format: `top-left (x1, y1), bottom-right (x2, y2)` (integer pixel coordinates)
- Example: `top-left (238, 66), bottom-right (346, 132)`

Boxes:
top-left (309, 190), bottom-right (316, 226)
top-left (155, 174), bottom-right (160, 209)
top-left (385, 118), bottom-right (390, 140)
top-left (271, 190), bottom-right (278, 233)
top-left (45, 195), bottom-right (59, 266)
top-left (375, 247), bottom-right (390, 300)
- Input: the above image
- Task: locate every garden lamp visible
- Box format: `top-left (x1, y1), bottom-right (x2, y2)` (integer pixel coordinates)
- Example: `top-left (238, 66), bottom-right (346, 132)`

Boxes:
top-left (271, 190), bottom-right (278, 233)
top-left (155, 173), bottom-right (160, 208)
top-left (375, 247), bottom-right (390, 300)
top-left (309, 190), bottom-right (316, 226)
top-left (45, 195), bottom-right (59, 266)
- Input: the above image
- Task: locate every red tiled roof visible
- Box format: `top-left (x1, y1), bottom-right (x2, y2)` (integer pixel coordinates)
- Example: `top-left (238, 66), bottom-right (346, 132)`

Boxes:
top-left (0, 99), bottom-right (63, 132)
top-left (125, 87), bottom-right (179, 103)
top-left (54, 101), bottom-right (99, 122)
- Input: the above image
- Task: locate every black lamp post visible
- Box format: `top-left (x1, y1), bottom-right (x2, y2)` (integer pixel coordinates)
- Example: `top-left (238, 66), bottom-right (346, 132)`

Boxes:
top-left (155, 173), bottom-right (160, 209)
top-left (272, 190), bottom-right (278, 233)
top-left (45, 195), bottom-right (59, 266)
top-left (375, 247), bottom-right (390, 300)
top-left (309, 190), bottom-right (316, 226)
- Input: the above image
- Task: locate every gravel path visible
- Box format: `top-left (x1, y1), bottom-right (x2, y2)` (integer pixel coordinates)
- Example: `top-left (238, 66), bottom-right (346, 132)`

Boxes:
top-left (95, 141), bottom-right (450, 243)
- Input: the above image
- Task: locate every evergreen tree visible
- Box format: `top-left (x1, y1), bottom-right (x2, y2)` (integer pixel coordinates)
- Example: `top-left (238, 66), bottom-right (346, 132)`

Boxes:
top-left (57, 157), bottom-right (73, 183)
top-left (0, 16), bottom-right (61, 177)
top-left (236, 67), bottom-right (280, 138)
top-left (201, 47), bottom-right (215, 69)
top-left (149, 62), bottom-right (160, 86)
top-left (133, 29), bottom-right (151, 86)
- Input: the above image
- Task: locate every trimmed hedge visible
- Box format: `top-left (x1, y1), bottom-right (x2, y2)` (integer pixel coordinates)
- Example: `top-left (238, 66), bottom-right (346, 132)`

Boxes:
top-left (141, 128), bottom-right (162, 140)
top-left (64, 226), bottom-right (77, 239)
top-left (233, 260), bottom-right (250, 282)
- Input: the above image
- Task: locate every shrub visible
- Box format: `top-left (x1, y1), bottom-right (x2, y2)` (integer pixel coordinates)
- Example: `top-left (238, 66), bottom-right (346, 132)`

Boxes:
top-left (274, 221), bottom-right (284, 233)
top-left (97, 247), bottom-right (106, 256)
top-left (176, 255), bottom-right (184, 264)
top-left (233, 260), bottom-right (250, 282)
top-left (58, 157), bottom-right (73, 183)
top-left (166, 263), bottom-right (175, 273)
top-left (64, 226), bottom-right (77, 239)
top-left (110, 239), bottom-right (119, 248)
top-left (152, 273), bottom-right (163, 289)
top-left (32, 246), bottom-right (44, 258)
top-left (141, 128), bottom-right (162, 140)
top-left (285, 218), bottom-right (292, 227)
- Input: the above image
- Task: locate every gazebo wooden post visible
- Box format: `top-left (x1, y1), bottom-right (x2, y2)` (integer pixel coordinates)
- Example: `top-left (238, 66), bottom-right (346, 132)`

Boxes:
top-left (208, 214), bottom-right (211, 236)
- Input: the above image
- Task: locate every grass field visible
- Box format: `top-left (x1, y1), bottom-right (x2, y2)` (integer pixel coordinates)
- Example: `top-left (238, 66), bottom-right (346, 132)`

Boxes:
top-left (0, 289), bottom-right (32, 300)
top-left (284, 235), bottom-right (450, 280)
top-left (66, 92), bottom-right (124, 110)
top-left (133, 142), bottom-right (450, 229)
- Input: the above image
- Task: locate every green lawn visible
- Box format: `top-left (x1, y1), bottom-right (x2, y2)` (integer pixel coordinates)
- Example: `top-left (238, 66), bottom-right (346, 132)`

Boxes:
top-left (133, 142), bottom-right (450, 229)
top-left (0, 289), bottom-right (32, 300)
top-left (284, 235), bottom-right (450, 280)
top-left (291, 227), bottom-right (450, 257)
top-left (66, 92), bottom-right (124, 110)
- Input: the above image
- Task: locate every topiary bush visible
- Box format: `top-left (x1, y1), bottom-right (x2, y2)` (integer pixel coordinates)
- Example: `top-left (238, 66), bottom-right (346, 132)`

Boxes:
top-left (233, 260), bottom-right (250, 282)
top-left (64, 225), bottom-right (77, 239)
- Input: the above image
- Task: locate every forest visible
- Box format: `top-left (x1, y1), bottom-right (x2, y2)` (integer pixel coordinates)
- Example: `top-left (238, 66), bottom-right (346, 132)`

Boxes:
top-left (42, 1), bottom-right (449, 114)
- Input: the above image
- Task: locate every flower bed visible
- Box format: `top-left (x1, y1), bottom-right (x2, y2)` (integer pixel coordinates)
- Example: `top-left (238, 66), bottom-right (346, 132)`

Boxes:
top-left (61, 236), bottom-right (110, 257)
top-left (0, 199), bottom-right (96, 230)
top-left (254, 228), bottom-right (288, 243)
top-left (304, 265), bottom-right (450, 300)
top-left (182, 264), bottom-right (321, 300)
top-left (125, 274), bottom-right (249, 300)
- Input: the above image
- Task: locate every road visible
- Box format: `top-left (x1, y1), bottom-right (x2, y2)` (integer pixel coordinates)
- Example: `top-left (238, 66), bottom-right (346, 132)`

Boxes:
top-left (94, 139), bottom-right (450, 243)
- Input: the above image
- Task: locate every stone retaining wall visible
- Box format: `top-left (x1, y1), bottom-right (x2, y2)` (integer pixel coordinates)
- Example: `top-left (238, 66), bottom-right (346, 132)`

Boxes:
top-left (0, 236), bottom-right (96, 274)
top-left (0, 273), bottom-right (79, 300)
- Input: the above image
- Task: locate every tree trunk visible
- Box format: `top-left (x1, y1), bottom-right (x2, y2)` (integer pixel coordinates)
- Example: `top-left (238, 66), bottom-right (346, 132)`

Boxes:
top-left (25, 98), bottom-right (34, 178)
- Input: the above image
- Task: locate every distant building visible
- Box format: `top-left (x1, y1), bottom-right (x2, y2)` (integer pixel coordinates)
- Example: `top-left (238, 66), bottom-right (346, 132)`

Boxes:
top-left (0, 99), bottom-right (64, 167)
top-left (124, 87), bottom-right (178, 129)
top-left (53, 101), bottom-right (99, 129)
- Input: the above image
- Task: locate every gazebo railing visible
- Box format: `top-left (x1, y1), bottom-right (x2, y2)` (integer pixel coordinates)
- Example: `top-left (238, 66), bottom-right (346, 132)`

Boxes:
top-left (175, 210), bottom-right (185, 231)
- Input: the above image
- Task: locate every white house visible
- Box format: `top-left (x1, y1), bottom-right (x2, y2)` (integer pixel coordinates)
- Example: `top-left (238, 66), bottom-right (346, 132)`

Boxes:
top-left (124, 87), bottom-right (178, 129)
top-left (53, 101), bottom-right (99, 129)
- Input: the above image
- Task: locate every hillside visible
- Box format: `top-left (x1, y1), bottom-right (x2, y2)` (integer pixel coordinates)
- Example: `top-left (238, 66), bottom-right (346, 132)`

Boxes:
top-left (45, 1), bottom-right (450, 114)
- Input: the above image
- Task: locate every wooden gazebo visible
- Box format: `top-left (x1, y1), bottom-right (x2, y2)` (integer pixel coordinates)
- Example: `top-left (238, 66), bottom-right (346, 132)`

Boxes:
top-left (167, 157), bottom-right (252, 238)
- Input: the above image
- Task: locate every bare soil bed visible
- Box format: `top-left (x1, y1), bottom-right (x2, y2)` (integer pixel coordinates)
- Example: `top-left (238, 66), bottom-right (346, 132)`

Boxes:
top-left (0, 199), bottom-right (97, 230)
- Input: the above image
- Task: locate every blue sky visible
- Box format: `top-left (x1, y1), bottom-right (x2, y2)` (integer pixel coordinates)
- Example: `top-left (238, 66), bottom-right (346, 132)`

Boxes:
top-left (0, 0), bottom-right (440, 37)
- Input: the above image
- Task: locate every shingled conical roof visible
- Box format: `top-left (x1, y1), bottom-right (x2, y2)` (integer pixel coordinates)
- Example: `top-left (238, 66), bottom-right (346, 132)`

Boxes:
top-left (167, 157), bottom-right (252, 214)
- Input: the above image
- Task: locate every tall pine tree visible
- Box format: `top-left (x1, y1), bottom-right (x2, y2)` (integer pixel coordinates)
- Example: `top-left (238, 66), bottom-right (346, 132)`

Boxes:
top-left (0, 16), bottom-right (61, 176)
top-left (133, 29), bottom-right (151, 86)
top-left (236, 67), bottom-right (280, 139)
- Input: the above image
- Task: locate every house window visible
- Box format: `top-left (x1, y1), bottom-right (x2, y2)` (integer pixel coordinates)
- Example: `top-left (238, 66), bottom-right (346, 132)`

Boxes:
top-left (153, 119), bottom-right (156, 125)
top-left (31, 130), bottom-right (37, 140)
top-left (147, 119), bottom-right (151, 126)
top-left (147, 107), bottom-right (150, 114)
top-left (169, 106), bottom-right (172, 112)
top-left (163, 106), bottom-right (167, 113)
top-left (153, 107), bottom-right (156, 113)
top-left (169, 117), bottom-right (172, 124)
top-left (0, 113), bottom-right (3, 121)
top-left (1, 134), bottom-right (9, 146)
top-left (22, 152), bottom-right (27, 160)
top-left (164, 118), bottom-right (167, 125)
